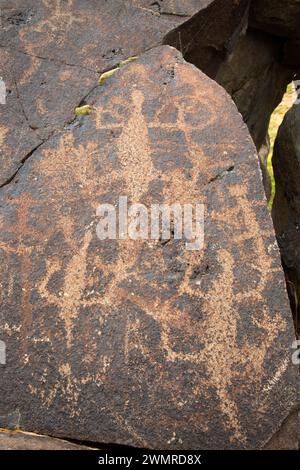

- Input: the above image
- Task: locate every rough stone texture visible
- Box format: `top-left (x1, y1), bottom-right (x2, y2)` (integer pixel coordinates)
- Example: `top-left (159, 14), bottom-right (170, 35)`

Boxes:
top-left (0, 430), bottom-right (93, 450)
top-left (131, 0), bottom-right (210, 16)
top-left (272, 104), bottom-right (300, 335)
top-left (263, 408), bottom-right (300, 450)
top-left (0, 46), bottom-right (97, 186)
top-left (284, 39), bottom-right (300, 69)
top-left (0, 46), bottom-right (298, 450)
top-left (0, 48), bottom-right (42, 188)
top-left (163, 0), bottom-right (250, 78)
top-left (0, 0), bottom-right (251, 187)
top-left (250, 0), bottom-right (300, 38)
top-left (248, 1), bottom-right (300, 334)
top-left (215, 28), bottom-right (293, 201)
top-left (0, 0), bottom-right (188, 70)
top-left (0, 0), bottom-right (248, 72)
top-left (216, 29), bottom-right (293, 151)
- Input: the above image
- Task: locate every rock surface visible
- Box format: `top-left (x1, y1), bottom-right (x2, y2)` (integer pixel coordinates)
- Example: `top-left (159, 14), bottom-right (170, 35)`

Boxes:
top-left (0, 46), bottom-right (97, 186)
top-left (0, 429), bottom-right (93, 450)
top-left (263, 408), bottom-right (300, 450)
top-left (216, 29), bottom-right (293, 151)
top-left (0, 0), bottom-right (249, 187)
top-left (272, 103), bottom-right (300, 335)
top-left (163, 0), bottom-right (250, 78)
top-left (250, 0), bottom-right (300, 38)
top-left (0, 46), bottom-right (297, 449)
top-left (215, 27), bottom-right (293, 201)
top-left (284, 39), bottom-right (300, 69)
top-left (248, 1), bottom-right (300, 130)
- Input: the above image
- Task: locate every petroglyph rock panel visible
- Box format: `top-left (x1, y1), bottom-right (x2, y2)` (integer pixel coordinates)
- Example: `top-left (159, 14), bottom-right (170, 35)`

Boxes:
top-left (0, 46), bottom-right (298, 449)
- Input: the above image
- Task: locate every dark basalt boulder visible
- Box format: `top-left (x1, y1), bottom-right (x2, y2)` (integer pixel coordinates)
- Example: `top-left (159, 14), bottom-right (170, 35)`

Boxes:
top-left (163, 0), bottom-right (250, 78)
top-left (0, 46), bottom-right (297, 450)
top-left (216, 29), bottom-right (293, 151)
top-left (215, 28), bottom-right (293, 199)
top-left (250, 0), bottom-right (300, 38)
top-left (284, 39), bottom-right (300, 69)
top-left (272, 103), bottom-right (300, 335)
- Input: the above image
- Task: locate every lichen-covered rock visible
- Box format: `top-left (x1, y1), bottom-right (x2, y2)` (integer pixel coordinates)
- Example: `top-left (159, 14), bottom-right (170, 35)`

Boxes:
top-left (0, 0), bottom-right (250, 187)
top-left (0, 46), bottom-right (297, 449)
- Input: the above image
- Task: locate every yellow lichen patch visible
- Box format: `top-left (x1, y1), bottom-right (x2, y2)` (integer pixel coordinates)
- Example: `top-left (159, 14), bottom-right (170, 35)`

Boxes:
top-left (98, 68), bottom-right (119, 85)
top-left (75, 104), bottom-right (92, 116)
top-left (119, 56), bottom-right (138, 67)
top-left (99, 56), bottom-right (138, 85)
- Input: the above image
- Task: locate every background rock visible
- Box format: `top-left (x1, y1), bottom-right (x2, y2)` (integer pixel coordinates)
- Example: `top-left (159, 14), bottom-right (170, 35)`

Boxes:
top-left (250, 0), bottom-right (300, 38)
top-left (284, 39), bottom-right (300, 69)
top-left (215, 28), bottom-right (293, 200)
top-left (216, 29), bottom-right (293, 151)
top-left (164, 0), bottom-right (250, 78)
top-left (272, 103), bottom-right (300, 335)
top-left (0, 46), bottom-right (297, 450)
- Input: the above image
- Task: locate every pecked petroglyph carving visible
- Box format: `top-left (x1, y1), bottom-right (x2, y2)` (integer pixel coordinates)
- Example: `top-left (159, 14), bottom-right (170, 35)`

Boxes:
top-left (0, 46), bottom-right (297, 449)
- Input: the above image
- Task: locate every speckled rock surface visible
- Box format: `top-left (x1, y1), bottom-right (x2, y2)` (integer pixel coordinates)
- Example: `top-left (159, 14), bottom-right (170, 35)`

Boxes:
top-left (0, 46), bottom-right (298, 449)
top-left (0, 430), bottom-right (93, 450)
top-left (0, 0), bottom-right (249, 187)
top-left (263, 409), bottom-right (299, 450)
